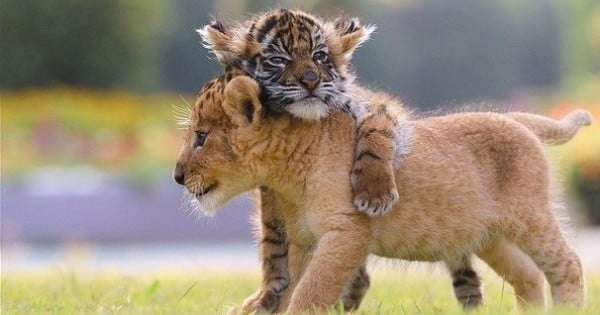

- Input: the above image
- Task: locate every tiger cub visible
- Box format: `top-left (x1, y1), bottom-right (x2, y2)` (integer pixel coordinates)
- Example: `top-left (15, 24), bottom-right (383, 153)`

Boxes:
top-left (199, 10), bottom-right (410, 313)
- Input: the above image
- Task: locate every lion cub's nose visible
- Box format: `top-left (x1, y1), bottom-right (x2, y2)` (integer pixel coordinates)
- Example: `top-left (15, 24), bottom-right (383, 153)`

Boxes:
top-left (299, 69), bottom-right (319, 91)
top-left (173, 166), bottom-right (185, 185)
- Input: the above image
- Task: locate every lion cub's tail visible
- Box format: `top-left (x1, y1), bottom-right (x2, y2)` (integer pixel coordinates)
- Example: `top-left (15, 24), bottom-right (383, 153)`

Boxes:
top-left (506, 110), bottom-right (592, 145)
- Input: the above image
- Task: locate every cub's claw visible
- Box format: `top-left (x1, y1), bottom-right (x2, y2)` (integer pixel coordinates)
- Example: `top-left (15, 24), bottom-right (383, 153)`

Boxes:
top-left (353, 189), bottom-right (399, 216)
top-left (351, 163), bottom-right (399, 216)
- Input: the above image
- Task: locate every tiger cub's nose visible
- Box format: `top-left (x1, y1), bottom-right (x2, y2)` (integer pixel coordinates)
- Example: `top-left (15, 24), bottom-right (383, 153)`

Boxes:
top-left (299, 70), bottom-right (319, 91)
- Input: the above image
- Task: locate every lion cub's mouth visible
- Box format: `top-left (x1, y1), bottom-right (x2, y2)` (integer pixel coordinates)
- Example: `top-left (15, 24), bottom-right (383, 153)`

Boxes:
top-left (194, 182), bottom-right (218, 198)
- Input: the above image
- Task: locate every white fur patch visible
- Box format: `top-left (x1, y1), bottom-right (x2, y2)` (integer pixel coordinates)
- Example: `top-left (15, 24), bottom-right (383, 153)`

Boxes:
top-left (393, 122), bottom-right (413, 166)
top-left (191, 191), bottom-right (222, 217)
top-left (286, 98), bottom-right (329, 121)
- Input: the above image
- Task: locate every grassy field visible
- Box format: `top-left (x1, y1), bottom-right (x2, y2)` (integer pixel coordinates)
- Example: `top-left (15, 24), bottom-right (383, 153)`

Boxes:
top-left (2, 268), bottom-right (599, 314)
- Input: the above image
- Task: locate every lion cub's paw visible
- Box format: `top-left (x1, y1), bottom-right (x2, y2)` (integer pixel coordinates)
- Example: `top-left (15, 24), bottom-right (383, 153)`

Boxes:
top-left (226, 305), bottom-right (246, 315)
top-left (235, 288), bottom-right (280, 314)
top-left (351, 162), bottom-right (399, 216)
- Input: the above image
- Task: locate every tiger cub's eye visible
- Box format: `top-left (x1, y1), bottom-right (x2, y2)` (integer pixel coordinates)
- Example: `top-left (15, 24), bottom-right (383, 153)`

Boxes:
top-left (268, 56), bottom-right (289, 65)
top-left (313, 51), bottom-right (329, 63)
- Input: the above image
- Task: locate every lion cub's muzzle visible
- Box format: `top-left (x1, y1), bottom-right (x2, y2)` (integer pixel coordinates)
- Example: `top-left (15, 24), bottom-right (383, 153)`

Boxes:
top-left (173, 162), bottom-right (185, 185)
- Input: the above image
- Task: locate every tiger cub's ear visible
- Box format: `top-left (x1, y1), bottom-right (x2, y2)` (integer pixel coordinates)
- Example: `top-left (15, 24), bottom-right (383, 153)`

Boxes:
top-left (197, 21), bottom-right (244, 66)
top-left (224, 76), bottom-right (264, 127)
top-left (330, 17), bottom-right (376, 61)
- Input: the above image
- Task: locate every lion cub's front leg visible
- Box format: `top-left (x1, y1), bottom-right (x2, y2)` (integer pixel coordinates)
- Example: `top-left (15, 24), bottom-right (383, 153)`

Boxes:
top-left (287, 221), bottom-right (371, 313)
top-left (239, 188), bottom-right (372, 314)
top-left (352, 102), bottom-right (404, 216)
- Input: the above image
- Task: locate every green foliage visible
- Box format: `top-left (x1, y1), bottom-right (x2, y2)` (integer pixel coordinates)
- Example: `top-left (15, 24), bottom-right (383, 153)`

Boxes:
top-left (558, 0), bottom-right (600, 84)
top-left (0, 0), bottom-right (165, 90)
top-left (2, 269), bottom-right (600, 314)
top-left (156, 0), bottom-right (221, 92)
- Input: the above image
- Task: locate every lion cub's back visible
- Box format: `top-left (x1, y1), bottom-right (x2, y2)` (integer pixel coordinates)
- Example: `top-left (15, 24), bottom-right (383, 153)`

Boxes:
top-left (398, 111), bottom-right (548, 198)
top-left (371, 112), bottom-right (549, 260)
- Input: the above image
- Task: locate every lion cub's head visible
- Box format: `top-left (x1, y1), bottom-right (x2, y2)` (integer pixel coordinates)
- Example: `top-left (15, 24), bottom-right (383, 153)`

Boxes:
top-left (173, 75), bottom-right (266, 215)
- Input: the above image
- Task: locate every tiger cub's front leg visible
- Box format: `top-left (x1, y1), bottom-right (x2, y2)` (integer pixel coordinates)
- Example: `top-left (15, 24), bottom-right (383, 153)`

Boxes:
top-left (340, 265), bottom-right (371, 311)
top-left (239, 187), bottom-right (289, 314)
top-left (352, 98), bottom-right (407, 216)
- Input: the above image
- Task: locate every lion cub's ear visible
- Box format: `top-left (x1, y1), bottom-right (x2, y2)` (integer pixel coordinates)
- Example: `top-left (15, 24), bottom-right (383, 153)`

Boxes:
top-left (224, 76), bottom-right (263, 127)
top-left (197, 21), bottom-right (244, 66)
top-left (329, 17), bottom-right (376, 61)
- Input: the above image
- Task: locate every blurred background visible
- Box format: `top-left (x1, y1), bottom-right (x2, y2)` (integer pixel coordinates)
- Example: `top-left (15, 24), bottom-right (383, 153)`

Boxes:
top-left (2, 0), bottom-right (599, 272)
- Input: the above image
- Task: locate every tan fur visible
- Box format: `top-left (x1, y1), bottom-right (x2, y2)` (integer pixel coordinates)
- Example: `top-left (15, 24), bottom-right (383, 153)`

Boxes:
top-left (174, 75), bottom-right (587, 313)
top-left (507, 110), bottom-right (592, 144)
top-left (478, 240), bottom-right (546, 308)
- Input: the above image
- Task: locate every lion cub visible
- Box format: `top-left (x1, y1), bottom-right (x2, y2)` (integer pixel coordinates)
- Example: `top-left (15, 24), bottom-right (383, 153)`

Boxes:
top-left (174, 75), bottom-right (588, 313)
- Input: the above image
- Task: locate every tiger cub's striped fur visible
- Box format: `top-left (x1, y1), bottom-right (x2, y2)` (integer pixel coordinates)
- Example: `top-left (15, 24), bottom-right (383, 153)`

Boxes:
top-left (199, 9), bottom-right (406, 216)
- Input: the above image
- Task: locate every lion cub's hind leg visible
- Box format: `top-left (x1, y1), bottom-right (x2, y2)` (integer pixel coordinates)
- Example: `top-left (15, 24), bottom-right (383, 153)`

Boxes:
top-left (478, 239), bottom-right (545, 309)
top-left (446, 256), bottom-right (483, 310)
top-left (514, 215), bottom-right (584, 307)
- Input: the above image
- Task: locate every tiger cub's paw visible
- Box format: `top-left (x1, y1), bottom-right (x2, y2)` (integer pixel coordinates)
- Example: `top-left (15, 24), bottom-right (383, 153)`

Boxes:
top-left (236, 288), bottom-right (280, 314)
top-left (351, 160), bottom-right (399, 216)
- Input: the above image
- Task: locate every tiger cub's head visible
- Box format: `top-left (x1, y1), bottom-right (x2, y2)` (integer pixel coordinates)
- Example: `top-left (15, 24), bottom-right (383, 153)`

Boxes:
top-left (198, 9), bottom-right (375, 120)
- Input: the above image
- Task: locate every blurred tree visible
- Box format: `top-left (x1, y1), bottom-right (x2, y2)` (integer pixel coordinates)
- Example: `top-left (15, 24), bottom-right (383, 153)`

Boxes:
top-left (1, 0), bottom-right (165, 90)
top-left (507, 0), bottom-right (561, 88)
top-left (558, 0), bottom-right (600, 84)
top-left (242, 0), bottom-right (364, 15)
top-left (1, 0), bottom-right (569, 108)
top-left (158, 0), bottom-right (221, 92)
top-left (354, 0), bottom-right (561, 109)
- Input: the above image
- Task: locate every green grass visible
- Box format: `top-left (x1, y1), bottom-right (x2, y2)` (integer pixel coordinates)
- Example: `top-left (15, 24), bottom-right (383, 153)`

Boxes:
top-left (2, 269), bottom-right (599, 314)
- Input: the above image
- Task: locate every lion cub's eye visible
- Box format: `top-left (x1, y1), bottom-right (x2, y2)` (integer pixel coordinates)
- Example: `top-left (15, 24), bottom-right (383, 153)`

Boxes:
top-left (313, 51), bottom-right (329, 63)
top-left (268, 56), bottom-right (289, 66)
top-left (194, 131), bottom-right (208, 148)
